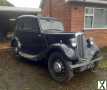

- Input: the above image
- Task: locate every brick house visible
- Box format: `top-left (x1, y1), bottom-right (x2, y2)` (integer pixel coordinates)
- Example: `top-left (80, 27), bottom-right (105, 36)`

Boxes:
top-left (41, 0), bottom-right (107, 48)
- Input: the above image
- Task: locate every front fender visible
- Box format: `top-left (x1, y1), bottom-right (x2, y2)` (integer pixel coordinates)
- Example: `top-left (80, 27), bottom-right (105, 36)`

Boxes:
top-left (49, 43), bottom-right (75, 59)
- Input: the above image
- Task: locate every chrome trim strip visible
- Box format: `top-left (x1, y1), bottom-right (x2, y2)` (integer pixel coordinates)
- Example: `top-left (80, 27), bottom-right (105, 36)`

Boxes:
top-left (69, 56), bottom-right (102, 69)
top-left (19, 51), bottom-right (37, 60)
top-left (75, 32), bottom-right (84, 59)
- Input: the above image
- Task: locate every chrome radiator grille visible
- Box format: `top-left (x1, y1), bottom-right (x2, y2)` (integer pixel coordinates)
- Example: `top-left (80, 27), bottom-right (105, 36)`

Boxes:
top-left (77, 34), bottom-right (85, 59)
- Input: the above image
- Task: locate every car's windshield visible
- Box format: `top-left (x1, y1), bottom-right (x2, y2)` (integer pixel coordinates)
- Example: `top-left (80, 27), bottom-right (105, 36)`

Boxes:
top-left (39, 18), bottom-right (64, 33)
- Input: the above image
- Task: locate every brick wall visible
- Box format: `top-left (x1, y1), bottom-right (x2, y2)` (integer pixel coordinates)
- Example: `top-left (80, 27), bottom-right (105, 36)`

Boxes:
top-left (70, 5), bottom-right (107, 48)
top-left (42, 0), bottom-right (107, 48)
top-left (85, 30), bottom-right (107, 48)
top-left (42, 0), bottom-right (84, 32)
top-left (70, 4), bottom-right (84, 32)
top-left (42, 0), bottom-right (50, 16)
top-left (42, 0), bottom-right (71, 32)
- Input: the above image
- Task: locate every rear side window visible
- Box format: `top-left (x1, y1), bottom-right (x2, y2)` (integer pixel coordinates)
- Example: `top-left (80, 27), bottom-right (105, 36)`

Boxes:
top-left (23, 18), bottom-right (34, 31)
top-left (16, 19), bottom-right (23, 30)
top-left (17, 17), bottom-right (39, 32)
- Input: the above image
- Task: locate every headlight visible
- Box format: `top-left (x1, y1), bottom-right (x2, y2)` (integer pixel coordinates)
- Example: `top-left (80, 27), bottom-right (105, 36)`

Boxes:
top-left (87, 37), bottom-right (95, 47)
top-left (89, 37), bottom-right (94, 45)
top-left (70, 38), bottom-right (77, 47)
top-left (90, 40), bottom-right (94, 45)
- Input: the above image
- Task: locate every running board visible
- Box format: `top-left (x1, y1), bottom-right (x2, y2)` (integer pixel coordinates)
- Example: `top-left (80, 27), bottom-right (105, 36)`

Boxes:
top-left (19, 51), bottom-right (38, 60)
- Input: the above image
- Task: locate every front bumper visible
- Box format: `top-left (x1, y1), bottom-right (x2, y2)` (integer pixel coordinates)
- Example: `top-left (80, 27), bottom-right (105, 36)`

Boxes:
top-left (68, 56), bottom-right (102, 69)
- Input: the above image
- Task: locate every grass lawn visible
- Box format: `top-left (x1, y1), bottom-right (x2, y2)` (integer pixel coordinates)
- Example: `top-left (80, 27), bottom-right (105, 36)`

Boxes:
top-left (99, 48), bottom-right (107, 69)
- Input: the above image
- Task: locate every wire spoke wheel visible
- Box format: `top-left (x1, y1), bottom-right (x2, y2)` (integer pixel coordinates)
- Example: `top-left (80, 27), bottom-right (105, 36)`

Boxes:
top-left (48, 52), bottom-right (74, 82)
top-left (90, 62), bottom-right (99, 72)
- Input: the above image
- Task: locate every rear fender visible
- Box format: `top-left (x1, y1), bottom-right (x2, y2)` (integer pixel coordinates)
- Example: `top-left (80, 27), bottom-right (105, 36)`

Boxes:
top-left (11, 37), bottom-right (21, 48)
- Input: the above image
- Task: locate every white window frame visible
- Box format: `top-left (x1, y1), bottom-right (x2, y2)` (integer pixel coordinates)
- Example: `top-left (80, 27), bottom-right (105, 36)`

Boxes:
top-left (84, 7), bottom-right (107, 30)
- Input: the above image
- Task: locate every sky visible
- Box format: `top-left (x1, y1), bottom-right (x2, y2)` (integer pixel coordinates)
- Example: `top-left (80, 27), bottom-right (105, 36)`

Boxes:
top-left (7, 0), bottom-right (42, 8)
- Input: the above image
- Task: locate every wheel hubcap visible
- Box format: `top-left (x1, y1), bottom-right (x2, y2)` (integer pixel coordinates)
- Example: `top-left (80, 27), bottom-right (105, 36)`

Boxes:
top-left (53, 62), bottom-right (63, 73)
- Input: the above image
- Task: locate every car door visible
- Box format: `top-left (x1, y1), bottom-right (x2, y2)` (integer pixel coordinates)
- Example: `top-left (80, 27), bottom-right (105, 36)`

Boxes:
top-left (16, 17), bottom-right (47, 55)
top-left (31, 18), bottom-right (47, 55)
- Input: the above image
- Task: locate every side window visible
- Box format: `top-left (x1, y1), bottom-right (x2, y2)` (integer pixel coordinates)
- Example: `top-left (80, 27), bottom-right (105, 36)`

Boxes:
top-left (16, 19), bottom-right (23, 30)
top-left (22, 18), bottom-right (33, 31)
top-left (33, 19), bottom-right (40, 33)
top-left (22, 18), bottom-right (39, 33)
top-left (16, 17), bottom-right (40, 33)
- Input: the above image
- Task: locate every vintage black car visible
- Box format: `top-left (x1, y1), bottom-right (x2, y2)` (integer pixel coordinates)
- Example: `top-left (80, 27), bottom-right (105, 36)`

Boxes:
top-left (11, 15), bottom-right (102, 82)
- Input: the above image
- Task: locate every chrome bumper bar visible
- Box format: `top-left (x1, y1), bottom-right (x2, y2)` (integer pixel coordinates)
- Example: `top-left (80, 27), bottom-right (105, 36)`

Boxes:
top-left (69, 56), bottom-right (103, 69)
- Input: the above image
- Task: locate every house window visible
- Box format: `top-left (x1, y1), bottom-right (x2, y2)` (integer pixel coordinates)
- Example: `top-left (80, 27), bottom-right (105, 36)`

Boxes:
top-left (85, 7), bottom-right (107, 29)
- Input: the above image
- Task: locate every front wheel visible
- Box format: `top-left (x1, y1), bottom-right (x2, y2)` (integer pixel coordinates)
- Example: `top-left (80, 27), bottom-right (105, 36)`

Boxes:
top-left (48, 52), bottom-right (74, 83)
top-left (90, 62), bottom-right (99, 72)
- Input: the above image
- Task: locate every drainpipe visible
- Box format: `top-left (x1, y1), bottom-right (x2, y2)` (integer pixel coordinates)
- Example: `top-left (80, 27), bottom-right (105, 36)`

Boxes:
top-left (49, 0), bottom-right (52, 16)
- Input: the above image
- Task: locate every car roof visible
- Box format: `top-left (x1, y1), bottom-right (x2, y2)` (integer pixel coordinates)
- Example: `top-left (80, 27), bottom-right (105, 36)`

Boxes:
top-left (17, 15), bottom-right (57, 21)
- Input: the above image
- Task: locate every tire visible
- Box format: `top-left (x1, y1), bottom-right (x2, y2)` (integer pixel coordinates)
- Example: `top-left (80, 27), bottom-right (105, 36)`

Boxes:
top-left (90, 51), bottom-right (100, 72)
top-left (90, 62), bottom-right (99, 72)
top-left (12, 40), bottom-right (21, 58)
top-left (48, 52), bottom-right (74, 83)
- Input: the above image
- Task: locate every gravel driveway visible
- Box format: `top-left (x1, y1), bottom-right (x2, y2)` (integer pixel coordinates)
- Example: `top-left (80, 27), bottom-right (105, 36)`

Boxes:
top-left (0, 49), bottom-right (106, 90)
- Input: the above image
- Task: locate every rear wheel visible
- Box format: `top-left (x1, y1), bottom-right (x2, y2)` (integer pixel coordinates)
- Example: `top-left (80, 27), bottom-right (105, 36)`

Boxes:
top-left (12, 40), bottom-right (21, 59)
top-left (48, 52), bottom-right (74, 82)
top-left (14, 45), bottom-right (19, 55)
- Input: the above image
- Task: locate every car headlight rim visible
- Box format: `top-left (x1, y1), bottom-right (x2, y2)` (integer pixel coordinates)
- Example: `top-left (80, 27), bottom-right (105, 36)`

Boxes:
top-left (70, 38), bottom-right (77, 47)
top-left (89, 37), bottom-right (94, 46)
top-left (90, 41), bottom-right (94, 45)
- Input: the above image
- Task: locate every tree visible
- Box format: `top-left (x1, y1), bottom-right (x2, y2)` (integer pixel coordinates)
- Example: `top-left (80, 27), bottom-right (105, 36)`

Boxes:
top-left (0, 0), bottom-right (13, 6)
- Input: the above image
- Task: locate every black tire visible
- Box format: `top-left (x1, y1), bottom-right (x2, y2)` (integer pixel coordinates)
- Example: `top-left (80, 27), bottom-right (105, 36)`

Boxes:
top-left (90, 62), bottom-right (99, 72)
top-left (90, 51), bottom-right (100, 72)
top-left (48, 52), bottom-right (74, 83)
top-left (12, 40), bottom-right (21, 59)
top-left (13, 41), bottom-right (19, 55)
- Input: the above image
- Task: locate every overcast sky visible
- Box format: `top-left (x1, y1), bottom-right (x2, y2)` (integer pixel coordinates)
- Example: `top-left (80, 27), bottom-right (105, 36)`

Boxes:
top-left (7, 0), bottom-right (42, 8)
